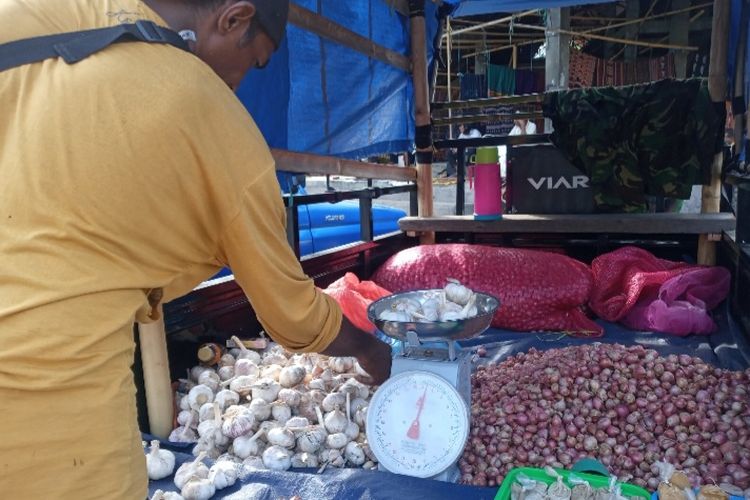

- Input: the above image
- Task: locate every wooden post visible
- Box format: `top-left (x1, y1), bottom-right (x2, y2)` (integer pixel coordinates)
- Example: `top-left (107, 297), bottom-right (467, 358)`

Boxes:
top-left (697, 0), bottom-right (730, 265)
top-left (512, 45), bottom-right (518, 70)
top-left (624, 0), bottom-right (640, 62)
top-left (410, 1), bottom-right (435, 244)
top-left (669, 0), bottom-right (691, 78)
top-left (733, 6), bottom-right (748, 152)
top-left (545, 8), bottom-right (569, 133)
top-left (447, 17), bottom-right (453, 139)
top-left (138, 309), bottom-right (174, 439)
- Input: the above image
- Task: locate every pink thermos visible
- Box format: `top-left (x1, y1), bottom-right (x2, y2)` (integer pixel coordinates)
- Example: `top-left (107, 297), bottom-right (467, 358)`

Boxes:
top-left (470, 146), bottom-right (502, 220)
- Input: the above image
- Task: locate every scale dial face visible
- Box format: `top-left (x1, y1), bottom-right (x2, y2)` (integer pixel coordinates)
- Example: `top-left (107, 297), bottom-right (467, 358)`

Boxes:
top-left (366, 370), bottom-right (469, 478)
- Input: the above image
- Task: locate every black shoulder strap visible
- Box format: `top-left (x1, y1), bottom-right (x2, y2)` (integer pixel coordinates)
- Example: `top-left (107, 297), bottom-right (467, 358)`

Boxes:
top-left (0, 20), bottom-right (189, 73)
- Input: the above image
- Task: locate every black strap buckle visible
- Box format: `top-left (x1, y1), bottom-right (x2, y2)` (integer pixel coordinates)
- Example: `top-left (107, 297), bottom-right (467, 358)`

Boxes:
top-left (135, 20), bottom-right (167, 43)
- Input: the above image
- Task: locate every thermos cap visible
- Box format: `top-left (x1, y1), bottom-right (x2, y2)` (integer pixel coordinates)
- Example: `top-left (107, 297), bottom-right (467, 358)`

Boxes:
top-left (475, 146), bottom-right (498, 164)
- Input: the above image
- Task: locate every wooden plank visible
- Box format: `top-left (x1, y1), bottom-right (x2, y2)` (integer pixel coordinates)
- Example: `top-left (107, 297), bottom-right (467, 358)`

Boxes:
top-left (288, 3), bottom-right (411, 73)
top-left (698, 0), bottom-right (730, 266)
top-left (138, 310), bottom-right (173, 440)
top-left (399, 213), bottom-right (737, 235)
top-left (271, 149), bottom-right (417, 182)
top-left (432, 93), bottom-right (544, 111)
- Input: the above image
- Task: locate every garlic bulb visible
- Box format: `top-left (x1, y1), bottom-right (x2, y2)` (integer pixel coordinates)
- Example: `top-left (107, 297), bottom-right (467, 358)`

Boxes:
top-left (363, 461), bottom-right (377, 470)
top-left (214, 389), bottom-right (240, 411)
top-left (325, 432), bottom-right (348, 449)
top-left (231, 336), bottom-right (261, 364)
top-left (278, 365), bottom-right (306, 388)
top-left (321, 393), bottom-right (345, 413)
top-left (444, 278), bottom-right (473, 305)
top-left (233, 358), bottom-right (259, 378)
top-left (198, 403), bottom-right (215, 422)
top-left (197, 403), bottom-right (227, 445)
top-left (271, 402), bottom-right (292, 424)
top-left (227, 375), bottom-right (255, 397)
top-left (329, 357), bottom-right (355, 374)
top-left (217, 365), bottom-right (234, 381)
top-left (248, 398), bottom-right (271, 421)
top-left (378, 310), bottom-right (411, 321)
top-left (146, 440), bottom-right (176, 480)
top-left (169, 423), bottom-right (198, 444)
top-left (307, 378), bottom-right (326, 391)
top-left (285, 416), bottom-right (310, 430)
top-left (340, 379), bottom-right (369, 400)
top-left (262, 445), bottom-right (292, 471)
top-left (239, 456), bottom-right (266, 478)
top-left (179, 395), bottom-right (191, 411)
top-left (420, 298), bottom-right (440, 321)
top-left (296, 427), bottom-right (327, 453)
top-left (181, 477), bottom-right (215, 500)
top-left (174, 452), bottom-right (209, 489)
top-left (344, 421), bottom-right (360, 440)
top-left (267, 427), bottom-right (295, 449)
top-left (261, 364), bottom-right (283, 381)
top-left (258, 420), bottom-right (282, 435)
top-left (291, 452), bottom-right (319, 468)
top-left (219, 353), bottom-right (236, 367)
top-left (188, 385), bottom-right (214, 411)
top-left (190, 366), bottom-right (211, 383)
top-left (262, 352), bottom-right (288, 367)
top-left (251, 378), bottom-right (281, 403)
top-left (276, 388), bottom-right (301, 407)
top-left (232, 428), bottom-right (265, 459)
top-left (319, 448), bottom-right (345, 468)
top-left (222, 405), bottom-right (255, 438)
top-left (197, 370), bottom-right (220, 392)
top-left (151, 490), bottom-right (185, 500)
top-left (208, 460), bottom-right (237, 490)
top-left (344, 441), bottom-right (366, 465)
top-left (354, 407), bottom-right (368, 428)
top-left (323, 409), bottom-right (347, 434)
top-left (177, 410), bottom-right (198, 427)
top-left (192, 436), bottom-right (223, 459)
top-left (349, 397), bottom-right (368, 415)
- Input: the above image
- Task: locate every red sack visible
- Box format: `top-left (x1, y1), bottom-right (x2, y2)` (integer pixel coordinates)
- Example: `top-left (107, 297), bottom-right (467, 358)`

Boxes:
top-left (371, 244), bottom-right (601, 336)
top-left (590, 247), bottom-right (730, 335)
top-left (322, 273), bottom-right (391, 333)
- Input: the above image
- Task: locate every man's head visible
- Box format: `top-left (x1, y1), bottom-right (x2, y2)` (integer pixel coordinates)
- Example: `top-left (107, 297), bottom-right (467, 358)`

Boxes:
top-left (165, 0), bottom-right (289, 89)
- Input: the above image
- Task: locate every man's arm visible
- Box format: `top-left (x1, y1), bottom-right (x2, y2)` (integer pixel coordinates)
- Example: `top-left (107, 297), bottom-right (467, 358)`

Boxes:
top-left (321, 315), bottom-right (391, 385)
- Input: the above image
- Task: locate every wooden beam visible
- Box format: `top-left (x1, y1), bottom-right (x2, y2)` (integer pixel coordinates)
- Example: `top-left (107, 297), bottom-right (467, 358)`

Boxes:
top-left (698, 0), bottom-right (731, 265)
top-left (399, 213), bottom-right (736, 235)
top-left (433, 93), bottom-right (544, 111)
top-left (271, 149), bottom-right (417, 182)
top-left (288, 3), bottom-right (411, 73)
top-left (433, 111), bottom-right (542, 126)
top-left (513, 22), bottom-right (698, 51)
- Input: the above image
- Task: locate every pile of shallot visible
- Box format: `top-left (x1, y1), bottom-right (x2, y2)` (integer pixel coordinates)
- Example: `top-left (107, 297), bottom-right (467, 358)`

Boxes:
top-left (461, 344), bottom-right (750, 491)
top-left (159, 338), bottom-right (377, 499)
top-left (377, 279), bottom-right (479, 322)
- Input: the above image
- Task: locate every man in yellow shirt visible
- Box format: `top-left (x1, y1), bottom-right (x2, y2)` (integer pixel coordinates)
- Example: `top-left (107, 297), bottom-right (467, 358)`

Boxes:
top-left (0, 0), bottom-right (391, 497)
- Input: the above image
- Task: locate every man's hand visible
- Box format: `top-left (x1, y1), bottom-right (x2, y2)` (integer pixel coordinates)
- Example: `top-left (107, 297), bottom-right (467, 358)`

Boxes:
top-left (322, 315), bottom-right (392, 385)
top-left (354, 336), bottom-right (392, 386)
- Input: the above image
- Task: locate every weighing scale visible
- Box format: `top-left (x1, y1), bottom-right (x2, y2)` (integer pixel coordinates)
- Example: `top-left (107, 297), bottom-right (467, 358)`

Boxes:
top-left (366, 290), bottom-right (500, 482)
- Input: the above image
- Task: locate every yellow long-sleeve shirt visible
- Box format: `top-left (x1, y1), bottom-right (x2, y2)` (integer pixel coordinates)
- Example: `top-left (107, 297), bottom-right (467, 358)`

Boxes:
top-left (0, 0), bottom-right (341, 497)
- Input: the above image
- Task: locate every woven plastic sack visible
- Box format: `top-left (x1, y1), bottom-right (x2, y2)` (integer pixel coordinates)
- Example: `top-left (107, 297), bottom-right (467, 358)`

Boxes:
top-left (371, 244), bottom-right (601, 336)
top-left (589, 247), bottom-right (730, 335)
top-left (322, 273), bottom-right (391, 333)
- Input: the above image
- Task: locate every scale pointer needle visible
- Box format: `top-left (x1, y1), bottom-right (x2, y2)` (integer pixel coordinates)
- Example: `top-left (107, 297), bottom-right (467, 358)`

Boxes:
top-left (406, 388), bottom-right (427, 440)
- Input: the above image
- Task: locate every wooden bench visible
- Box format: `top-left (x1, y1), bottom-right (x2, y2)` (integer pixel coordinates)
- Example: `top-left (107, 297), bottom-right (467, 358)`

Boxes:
top-left (399, 213), bottom-right (736, 235)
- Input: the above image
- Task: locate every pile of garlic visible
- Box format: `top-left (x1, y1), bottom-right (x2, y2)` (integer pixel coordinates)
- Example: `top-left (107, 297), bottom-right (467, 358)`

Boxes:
top-left (162, 337), bottom-right (378, 498)
top-left (377, 279), bottom-right (478, 323)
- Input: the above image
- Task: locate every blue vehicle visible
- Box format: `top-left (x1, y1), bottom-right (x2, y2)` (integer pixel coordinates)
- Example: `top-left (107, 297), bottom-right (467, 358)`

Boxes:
top-left (210, 201), bottom-right (405, 280)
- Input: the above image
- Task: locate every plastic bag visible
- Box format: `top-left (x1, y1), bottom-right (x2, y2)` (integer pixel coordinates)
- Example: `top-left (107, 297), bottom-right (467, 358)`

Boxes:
top-left (512, 473), bottom-right (547, 500)
top-left (569, 474), bottom-right (594, 500)
top-left (546, 467), bottom-right (572, 500)
top-left (321, 273), bottom-right (391, 334)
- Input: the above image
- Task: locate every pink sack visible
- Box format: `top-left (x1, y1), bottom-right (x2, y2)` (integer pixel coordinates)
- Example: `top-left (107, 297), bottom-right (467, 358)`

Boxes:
top-left (371, 244), bottom-right (602, 336)
top-left (622, 267), bottom-right (731, 335)
top-left (590, 246), bottom-right (730, 335)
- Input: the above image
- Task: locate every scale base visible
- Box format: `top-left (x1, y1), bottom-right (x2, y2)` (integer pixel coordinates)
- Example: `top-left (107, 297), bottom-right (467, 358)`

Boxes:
top-left (378, 463), bottom-right (460, 483)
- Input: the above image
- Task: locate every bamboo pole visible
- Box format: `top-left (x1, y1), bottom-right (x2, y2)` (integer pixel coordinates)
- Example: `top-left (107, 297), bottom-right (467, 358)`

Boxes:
top-left (410, 2), bottom-right (434, 244)
top-left (271, 149), bottom-right (417, 182)
top-left (512, 22), bottom-right (698, 51)
top-left (447, 17), bottom-right (453, 139)
top-left (444, 9), bottom-right (538, 38)
top-left (733, 6), bottom-right (748, 152)
top-left (697, 0), bottom-right (730, 266)
top-left (139, 309), bottom-right (173, 439)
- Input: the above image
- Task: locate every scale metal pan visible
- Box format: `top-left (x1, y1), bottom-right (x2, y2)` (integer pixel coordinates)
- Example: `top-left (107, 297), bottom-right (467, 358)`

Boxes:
top-left (367, 289), bottom-right (500, 343)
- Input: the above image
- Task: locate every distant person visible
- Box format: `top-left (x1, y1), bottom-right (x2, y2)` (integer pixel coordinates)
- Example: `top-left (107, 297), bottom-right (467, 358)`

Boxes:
top-left (509, 115), bottom-right (537, 136)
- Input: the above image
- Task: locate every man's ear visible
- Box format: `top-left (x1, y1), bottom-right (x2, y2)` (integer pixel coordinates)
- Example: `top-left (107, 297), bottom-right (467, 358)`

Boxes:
top-left (216, 1), bottom-right (256, 36)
